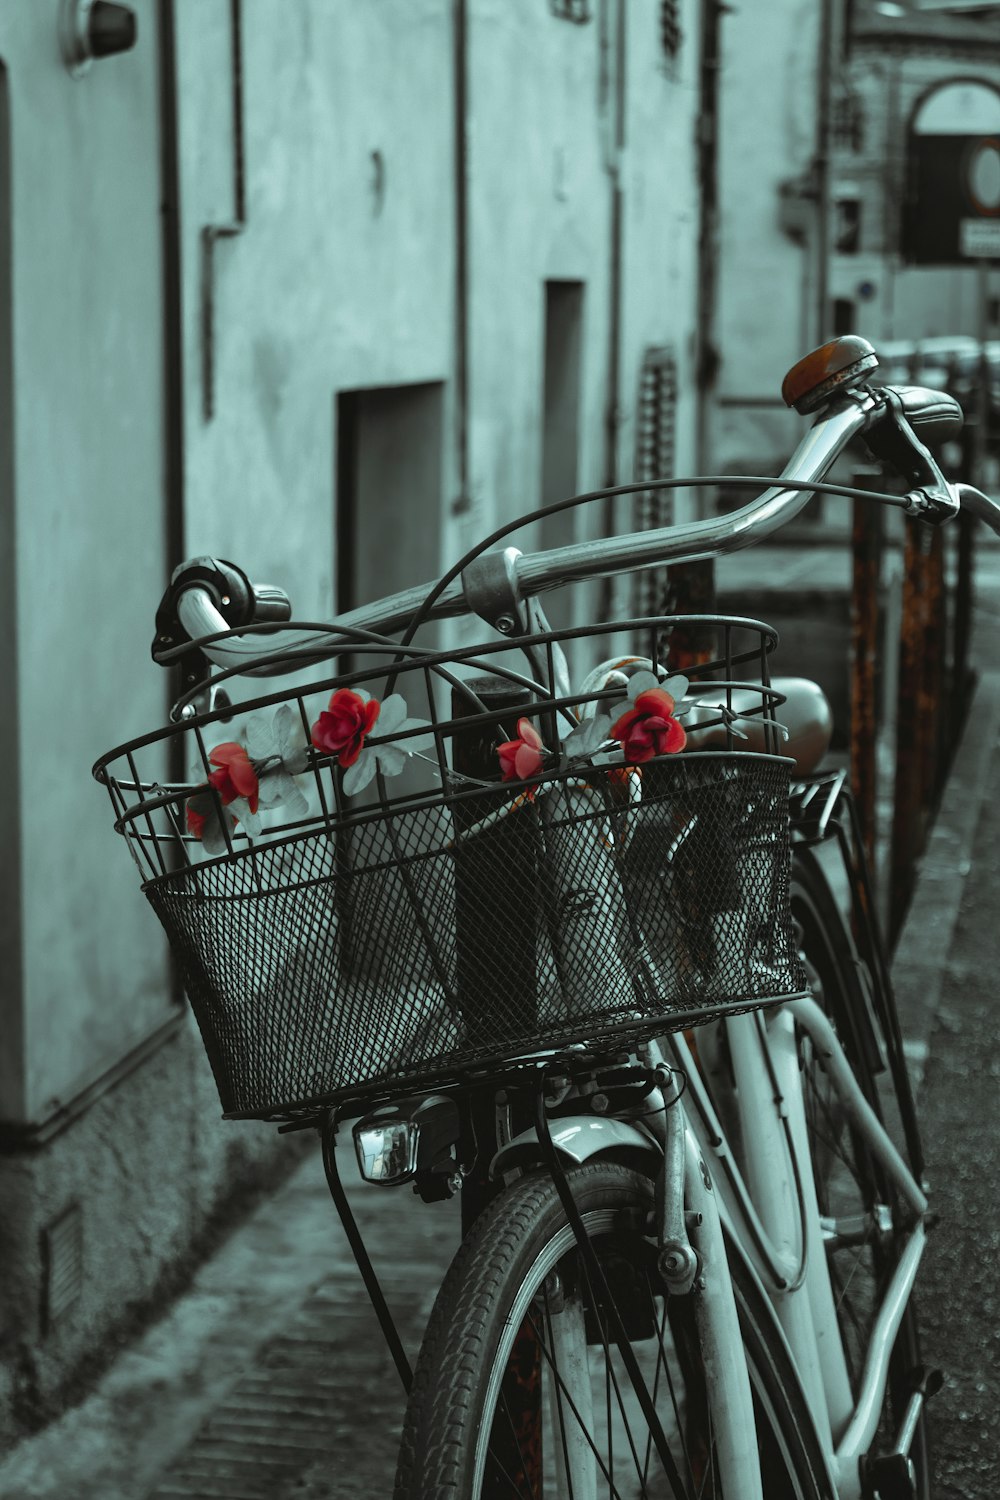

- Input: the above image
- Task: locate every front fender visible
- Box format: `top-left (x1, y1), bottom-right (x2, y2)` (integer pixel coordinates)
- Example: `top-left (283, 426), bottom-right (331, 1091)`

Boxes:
top-left (490, 1115), bottom-right (661, 1180)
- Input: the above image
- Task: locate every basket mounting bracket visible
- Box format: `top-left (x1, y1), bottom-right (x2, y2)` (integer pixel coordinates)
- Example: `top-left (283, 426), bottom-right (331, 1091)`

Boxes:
top-left (461, 547), bottom-right (529, 636)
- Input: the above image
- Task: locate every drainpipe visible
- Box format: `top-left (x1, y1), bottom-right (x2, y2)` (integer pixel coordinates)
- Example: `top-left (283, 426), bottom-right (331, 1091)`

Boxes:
top-left (157, 0), bottom-right (184, 568)
top-left (603, 0), bottom-right (625, 495)
top-left (157, 0), bottom-right (190, 1009)
top-left (663, 0), bottom-right (724, 671)
top-left (453, 0), bottom-right (471, 515)
top-left (694, 0), bottom-right (723, 476)
top-left (599, 0), bottom-right (626, 617)
top-left (814, 0), bottom-right (835, 344)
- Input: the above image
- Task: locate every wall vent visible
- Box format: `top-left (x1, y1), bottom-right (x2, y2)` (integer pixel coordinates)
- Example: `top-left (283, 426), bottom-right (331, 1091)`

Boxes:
top-left (41, 1203), bottom-right (83, 1333)
top-left (550, 0), bottom-right (591, 23)
top-left (660, 0), bottom-right (682, 57)
top-left (633, 345), bottom-right (678, 619)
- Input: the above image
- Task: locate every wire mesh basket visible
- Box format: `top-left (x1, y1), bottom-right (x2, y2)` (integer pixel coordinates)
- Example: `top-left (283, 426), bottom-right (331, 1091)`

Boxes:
top-left (93, 616), bottom-right (808, 1121)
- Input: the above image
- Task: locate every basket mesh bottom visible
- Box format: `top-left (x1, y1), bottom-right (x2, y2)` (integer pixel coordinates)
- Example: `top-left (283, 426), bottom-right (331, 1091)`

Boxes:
top-left (147, 755), bottom-right (805, 1117)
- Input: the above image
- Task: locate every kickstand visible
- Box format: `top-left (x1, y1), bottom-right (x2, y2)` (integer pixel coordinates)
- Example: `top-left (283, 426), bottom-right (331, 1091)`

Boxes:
top-left (319, 1110), bottom-right (413, 1394)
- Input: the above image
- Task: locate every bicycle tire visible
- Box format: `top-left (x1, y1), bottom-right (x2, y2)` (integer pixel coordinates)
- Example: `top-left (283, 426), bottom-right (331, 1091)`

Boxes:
top-left (394, 1161), bottom-right (831, 1499)
top-left (791, 846), bottom-right (931, 1499)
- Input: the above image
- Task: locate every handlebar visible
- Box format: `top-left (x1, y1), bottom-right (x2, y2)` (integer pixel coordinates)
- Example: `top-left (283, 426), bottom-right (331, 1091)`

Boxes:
top-left (159, 359), bottom-right (1000, 681)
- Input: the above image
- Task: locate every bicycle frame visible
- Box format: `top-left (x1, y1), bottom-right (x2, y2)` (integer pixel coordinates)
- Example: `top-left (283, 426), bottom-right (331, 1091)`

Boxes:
top-left (664, 999), bottom-right (926, 1500)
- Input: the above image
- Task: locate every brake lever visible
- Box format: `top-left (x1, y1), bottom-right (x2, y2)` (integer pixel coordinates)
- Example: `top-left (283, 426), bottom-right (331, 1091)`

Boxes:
top-left (864, 387), bottom-right (959, 526)
top-left (900, 482), bottom-right (961, 526)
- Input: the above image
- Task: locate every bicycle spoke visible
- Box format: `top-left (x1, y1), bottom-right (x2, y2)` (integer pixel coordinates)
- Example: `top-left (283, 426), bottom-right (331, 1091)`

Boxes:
top-left (492, 1391), bottom-right (537, 1499)
top-left (540, 1286), bottom-right (576, 1500)
top-left (575, 1247), bottom-right (653, 1492)
top-left (527, 1310), bottom-right (628, 1500)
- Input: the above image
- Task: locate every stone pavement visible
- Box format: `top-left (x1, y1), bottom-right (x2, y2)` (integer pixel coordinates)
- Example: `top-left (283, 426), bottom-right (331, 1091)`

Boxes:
top-left (895, 668), bottom-right (1000, 1498)
top-left (2, 540), bottom-right (1000, 1499)
top-left (0, 1146), bottom-right (459, 1499)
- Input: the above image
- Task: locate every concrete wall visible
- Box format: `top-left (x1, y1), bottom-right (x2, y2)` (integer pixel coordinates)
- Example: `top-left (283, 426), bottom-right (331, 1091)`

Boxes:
top-left (0, 0), bottom-right (172, 1124)
top-left (711, 0), bottom-right (828, 471)
top-left (0, 0), bottom-right (296, 1445)
top-left (0, 0), bottom-right (706, 1443)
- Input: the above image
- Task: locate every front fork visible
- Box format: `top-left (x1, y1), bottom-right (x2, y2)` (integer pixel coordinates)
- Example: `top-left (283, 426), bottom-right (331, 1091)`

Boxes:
top-left (641, 1042), bottom-right (767, 1499)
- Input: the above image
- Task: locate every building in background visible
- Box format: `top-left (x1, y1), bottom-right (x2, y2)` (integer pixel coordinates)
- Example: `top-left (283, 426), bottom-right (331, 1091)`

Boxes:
top-left (710, 0), bottom-right (1000, 475)
top-left (709, 0), bottom-right (846, 474)
top-left (831, 0), bottom-right (1000, 356)
top-left (0, 0), bottom-right (707, 1444)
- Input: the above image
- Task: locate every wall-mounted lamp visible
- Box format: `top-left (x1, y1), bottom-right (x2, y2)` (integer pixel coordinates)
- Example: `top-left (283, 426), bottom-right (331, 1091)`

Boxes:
top-left (60, 0), bottom-right (137, 78)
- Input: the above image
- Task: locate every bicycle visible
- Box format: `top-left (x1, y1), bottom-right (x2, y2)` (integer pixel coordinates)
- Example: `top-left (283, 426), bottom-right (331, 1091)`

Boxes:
top-left (94, 334), bottom-right (998, 1498)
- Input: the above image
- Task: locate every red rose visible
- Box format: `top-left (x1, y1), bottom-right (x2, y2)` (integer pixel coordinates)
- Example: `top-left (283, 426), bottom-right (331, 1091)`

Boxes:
top-left (185, 787), bottom-right (234, 842)
top-left (206, 742), bottom-right (259, 812)
top-left (497, 718), bottom-right (546, 783)
top-left (311, 689), bottom-right (381, 768)
top-left (186, 802), bottom-right (209, 839)
top-left (610, 689), bottom-right (686, 763)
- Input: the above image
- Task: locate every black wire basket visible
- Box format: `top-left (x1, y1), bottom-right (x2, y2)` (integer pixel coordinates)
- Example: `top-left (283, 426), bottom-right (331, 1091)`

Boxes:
top-left (93, 616), bottom-right (808, 1121)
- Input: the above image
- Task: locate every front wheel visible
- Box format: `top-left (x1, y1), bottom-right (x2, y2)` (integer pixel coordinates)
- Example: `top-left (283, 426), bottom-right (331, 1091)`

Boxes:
top-left (394, 1162), bottom-right (830, 1499)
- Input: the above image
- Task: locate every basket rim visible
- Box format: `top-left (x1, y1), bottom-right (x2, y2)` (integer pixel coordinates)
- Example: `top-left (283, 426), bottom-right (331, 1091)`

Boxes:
top-left (131, 747), bottom-right (798, 892)
top-left (92, 611), bottom-right (781, 781)
top-left (218, 987), bottom-right (813, 1123)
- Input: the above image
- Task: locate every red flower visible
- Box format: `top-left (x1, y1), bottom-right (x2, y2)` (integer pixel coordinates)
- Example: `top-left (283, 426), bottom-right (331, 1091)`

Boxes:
top-left (497, 718), bottom-right (546, 782)
top-left (206, 742), bottom-right (259, 812)
top-left (311, 689), bottom-right (381, 768)
top-left (186, 802), bottom-right (209, 840)
top-left (610, 689), bottom-right (686, 764)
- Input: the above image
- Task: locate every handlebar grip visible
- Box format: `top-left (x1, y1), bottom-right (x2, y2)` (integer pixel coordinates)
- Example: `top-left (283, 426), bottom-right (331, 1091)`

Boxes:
top-left (862, 387), bottom-right (960, 491)
top-left (880, 384), bottom-right (963, 449)
top-left (152, 556), bottom-right (292, 662)
top-left (250, 582), bottom-right (292, 624)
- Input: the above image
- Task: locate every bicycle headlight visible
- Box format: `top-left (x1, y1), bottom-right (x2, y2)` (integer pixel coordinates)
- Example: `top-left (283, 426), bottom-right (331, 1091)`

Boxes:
top-left (354, 1118), bottom-right (421, 1184)
top-left (353, 1094), bottom-right (460, 1186)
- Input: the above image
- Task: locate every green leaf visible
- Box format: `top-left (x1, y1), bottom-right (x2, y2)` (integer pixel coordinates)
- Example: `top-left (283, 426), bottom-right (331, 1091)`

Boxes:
top-left (376, 694), bottom-right (407, 736)
top-left (562, 714), bottom-right (612, 758)
top-left (245, 714), bottom-right (275, 761)
top-left (397, 717), bottom-right (434, 753)
top-left (375, 744), bottom-right (408, 778)
top-left (626, 670), bottom-right (661, 700)
top-left (230, 798), bottom-right (262, 837)
top-left (201, 812), bottom-right (229, 856)
top-left (343, 748), bottom-right (378, 796)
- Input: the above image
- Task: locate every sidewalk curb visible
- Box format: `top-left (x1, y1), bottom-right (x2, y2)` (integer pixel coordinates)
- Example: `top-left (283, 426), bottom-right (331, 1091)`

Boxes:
top-left (891, 668), bottom-right (1000, 1067)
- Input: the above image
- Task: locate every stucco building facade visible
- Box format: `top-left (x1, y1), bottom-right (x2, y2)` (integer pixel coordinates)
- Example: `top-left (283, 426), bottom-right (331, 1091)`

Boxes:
top-left (0, 0), bottom-right (708, 1442)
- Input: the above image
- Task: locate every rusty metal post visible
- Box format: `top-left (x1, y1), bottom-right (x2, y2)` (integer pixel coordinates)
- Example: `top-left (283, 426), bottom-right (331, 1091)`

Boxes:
top-left (920, 528), bottom-right (946, 807)
top-left (953, 401), bottom-right (981, 725)
top-left (890, 522), bottom-right (931, 943)
top-left (953, 505), bottom-right (976, 721)
top-left (665, 559), bottom-right (718, 673)
top-left (849, 478), bottom-right (883, 870)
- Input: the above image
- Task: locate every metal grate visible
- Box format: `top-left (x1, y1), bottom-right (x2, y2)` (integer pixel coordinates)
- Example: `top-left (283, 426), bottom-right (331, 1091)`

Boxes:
top-left (41, 1204), bottom-right (83, 1332)
top-left (660, 0), bottom-right (682, 57)
top-left (550, 0), bottom-right (591, 22)
top-left (633, 346), bottom-right (678, 618)
top-left (147, 754), bottom-right (802, 1119)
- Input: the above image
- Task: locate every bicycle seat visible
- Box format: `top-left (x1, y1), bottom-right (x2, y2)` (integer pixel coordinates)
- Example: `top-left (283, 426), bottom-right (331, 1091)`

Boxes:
top-left (684, 676), bottom-right (833, 776)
